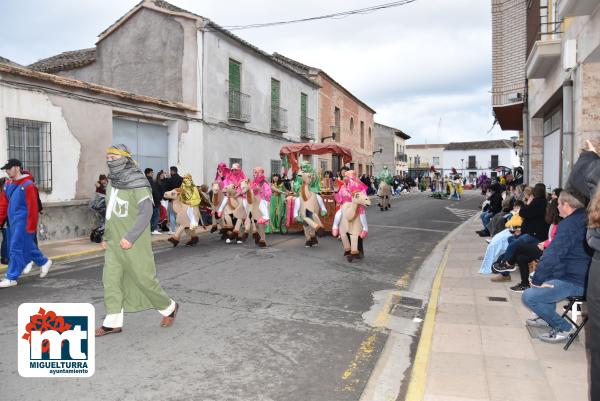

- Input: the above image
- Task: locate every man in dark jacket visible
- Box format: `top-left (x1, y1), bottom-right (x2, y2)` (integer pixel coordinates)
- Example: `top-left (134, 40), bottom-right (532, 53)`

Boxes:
top-left (164, 166), bottom-right (183, 234)
top-left (145, 168), bottom-right (163, 235)
top-left (522, 189), bottom-right (592, 343)
top-left (477, 183), bottom-right (503, 237)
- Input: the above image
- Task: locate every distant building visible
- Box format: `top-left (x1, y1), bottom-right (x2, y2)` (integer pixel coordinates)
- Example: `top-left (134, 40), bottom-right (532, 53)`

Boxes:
top-left (405, 144), bottom-right (446, 179)
top-left (442, 139), bottom-right (520, 180)
top-left (373, 123), bottom-right (410, 176)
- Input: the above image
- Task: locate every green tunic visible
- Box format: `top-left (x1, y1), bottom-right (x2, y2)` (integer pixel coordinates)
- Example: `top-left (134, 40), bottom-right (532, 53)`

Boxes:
top-left (266, 183), bottom-right (286, 234)
top-left (103, 185), bottom-right (171, 314)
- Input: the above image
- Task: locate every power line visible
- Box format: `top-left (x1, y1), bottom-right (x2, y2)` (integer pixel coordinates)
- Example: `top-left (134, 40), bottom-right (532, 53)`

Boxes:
top-left (218, 0), bottom-right (419, 31)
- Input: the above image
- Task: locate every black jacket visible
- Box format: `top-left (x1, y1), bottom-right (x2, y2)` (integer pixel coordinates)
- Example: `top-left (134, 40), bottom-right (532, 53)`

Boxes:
top-left (165, 173), bottom-right (183, 192)
top-left (146, 176), bottom-right (163, 206)
top-left (488, 190), bottom-right (503, 215)
top-left (519, 197), bottom-right (549, 241)
top-left (567, 151), bottom-right (600, 201)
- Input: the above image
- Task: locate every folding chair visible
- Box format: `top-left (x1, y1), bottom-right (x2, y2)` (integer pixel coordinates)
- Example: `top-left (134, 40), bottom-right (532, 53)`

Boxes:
top-left (561, 295), bottom-right (587, 351)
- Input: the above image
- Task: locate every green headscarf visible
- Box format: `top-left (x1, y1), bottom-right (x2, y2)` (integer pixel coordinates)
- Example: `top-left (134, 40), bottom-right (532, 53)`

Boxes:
top-left (377, 166), bottom-right (393, 185)
top-left (296, 161), bottom-right (321, 193)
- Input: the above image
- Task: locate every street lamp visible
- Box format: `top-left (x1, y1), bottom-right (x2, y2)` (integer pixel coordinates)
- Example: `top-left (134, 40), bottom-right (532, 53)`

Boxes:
top-left (461, 158), bottom-right (464, 177)
top-left (510, 135), bottom-right (519, 156)
top-left (372, 144), bottom-right (383, 155)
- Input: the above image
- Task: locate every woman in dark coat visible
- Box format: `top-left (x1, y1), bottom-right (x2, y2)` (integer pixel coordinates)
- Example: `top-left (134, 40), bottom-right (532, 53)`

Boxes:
top-left (566, 140), bottom-right (600, 400)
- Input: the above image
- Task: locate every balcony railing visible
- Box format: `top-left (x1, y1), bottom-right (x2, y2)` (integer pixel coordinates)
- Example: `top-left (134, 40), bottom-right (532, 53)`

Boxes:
top-left (467, 163), bottom-right (477, 170)
top-left (228, 90), bottom-right (251, 122)
top-left (301, 116), bottom-right (314, 139)
top-left (271, 106), bottom-right (288, 133)
top-left (395, 152), bottom-right (408, 162)
top-left (527, 21), bottom-right (563, 57)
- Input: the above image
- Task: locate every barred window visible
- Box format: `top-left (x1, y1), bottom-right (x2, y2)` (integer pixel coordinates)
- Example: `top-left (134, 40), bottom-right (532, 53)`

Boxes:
top-left (229, 158), bottom-right (242, 169)
top-left (270, 159), bottom-right (281, 177)
top-left (6, 118), bottom-right (52, 191)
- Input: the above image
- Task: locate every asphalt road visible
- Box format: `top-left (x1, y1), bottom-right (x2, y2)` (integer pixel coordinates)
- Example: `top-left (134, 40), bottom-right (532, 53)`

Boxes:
top-left (0, 191), bottom-right (482, 401)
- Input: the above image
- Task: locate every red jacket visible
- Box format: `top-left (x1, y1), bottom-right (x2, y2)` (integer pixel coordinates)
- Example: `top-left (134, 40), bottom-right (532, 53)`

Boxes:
top-left (0, 175), bottom-right (40, 233)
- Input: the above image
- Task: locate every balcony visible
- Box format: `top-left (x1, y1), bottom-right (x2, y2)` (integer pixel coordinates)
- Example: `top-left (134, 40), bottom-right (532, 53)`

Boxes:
top-left (395, 152), bottom-right (408, 162)
top-left (526, 22), bottom-right (563, 79)
top-left (228, 90), bottom-right (251, 122)
top-left (558, 0), bottom-right (600, 19)
top-left (271, 106), bottom-right (288, 133)
top-left (300, 116), bottom-right (314, 140)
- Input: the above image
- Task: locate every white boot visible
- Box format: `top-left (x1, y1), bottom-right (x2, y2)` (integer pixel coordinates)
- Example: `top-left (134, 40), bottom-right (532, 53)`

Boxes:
top-left (40, 260), bottom-right (52, 278)
top-left (0, 279), bottom-right (17, 288)
top-left (23, 262), bottom-right (33, 274)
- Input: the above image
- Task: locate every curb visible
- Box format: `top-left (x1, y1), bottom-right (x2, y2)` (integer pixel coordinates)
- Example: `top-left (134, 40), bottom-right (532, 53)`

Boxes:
top-left (404, 244), bottom-right (450, 401)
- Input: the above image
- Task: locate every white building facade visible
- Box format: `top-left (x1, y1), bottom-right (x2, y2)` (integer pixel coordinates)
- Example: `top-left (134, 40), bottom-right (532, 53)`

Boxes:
top-left (442, 140), bottom-right (520, 180)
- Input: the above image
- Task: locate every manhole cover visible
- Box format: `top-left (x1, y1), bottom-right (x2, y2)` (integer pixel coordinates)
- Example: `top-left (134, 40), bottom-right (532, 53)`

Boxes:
top-left (391, 295), bottom-right (423, 308)
top-left (488, 296), bottom-right (508, 302)
top-left (390, 304), bottom-right (420, 319)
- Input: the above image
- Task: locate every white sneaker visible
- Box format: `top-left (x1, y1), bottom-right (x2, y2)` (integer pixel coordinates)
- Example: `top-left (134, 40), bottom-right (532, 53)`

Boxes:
top-left (151, 230), bottom-right (162, 235)
top-left (40, 260), bottom-right (52, 278)
top-left (23, 262), bottom-right (33, 274)
top-left (226, 239), bottom-right (232, 244)
top-left (167, 231), bottom-right (175, 235)
top-left (0, 279), bottom-right (17, 288)
top-left (539, 328), bottom-right (571, 343)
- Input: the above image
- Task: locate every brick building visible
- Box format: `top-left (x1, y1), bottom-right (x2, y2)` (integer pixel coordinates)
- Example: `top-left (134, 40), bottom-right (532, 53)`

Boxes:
top-left (273, 53), bottom-right (376, 176)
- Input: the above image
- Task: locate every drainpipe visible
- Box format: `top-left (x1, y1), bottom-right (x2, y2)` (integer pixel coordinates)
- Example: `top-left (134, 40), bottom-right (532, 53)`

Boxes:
top-left (522, 90), bottom-right (529, 184)
top-left (562, 73), bottom-right (574, 186)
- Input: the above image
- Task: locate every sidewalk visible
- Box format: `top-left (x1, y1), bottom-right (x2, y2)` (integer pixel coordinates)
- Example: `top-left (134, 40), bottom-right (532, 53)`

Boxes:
top-left (411, 216), bottom-right (589, 401)
top-left (0, 229), bottom-right (209, 274)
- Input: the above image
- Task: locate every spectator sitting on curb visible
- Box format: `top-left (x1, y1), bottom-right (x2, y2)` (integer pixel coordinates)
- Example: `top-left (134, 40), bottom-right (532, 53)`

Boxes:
top-left (477, 183), bottom-right (503, 237)
top-left (522, 189), bottom-right (593, 343)
top-left (493, 196), bottom-right (562, 292)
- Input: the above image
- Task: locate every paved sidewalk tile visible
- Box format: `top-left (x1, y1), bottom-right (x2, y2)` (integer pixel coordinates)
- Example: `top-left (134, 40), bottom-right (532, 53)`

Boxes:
top-left (421, 218), bottom-right (590, 401)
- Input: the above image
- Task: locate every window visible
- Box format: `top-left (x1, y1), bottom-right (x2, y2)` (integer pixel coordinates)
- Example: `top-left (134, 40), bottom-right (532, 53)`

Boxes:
top-left (270, 159), bottom-right (281, 177)
top-left (229, 59), bottom-right (241, 93)
top-left (270, 79), bottom-right (286, 132)
top-left (491, 155), bottom-right (499, 168)
top-left (360, 121), bottom-right (365, 148)
top-left (368, 127), bottom-right (372, 145)
top-left (229, 158), bottom-right (242, 168)
top-left (6, 118), bottom-right (52, 191)
top-left (300, 92), bottom-right (309, 137)
top-left (468, 155), bottom-right (476, 169)
top-left (432, 157), bottom-right (440, 165)
top-left (320, 159), bottom-right (328, 172)
top-left (228, 59), bottom-right (250, 122)
top-left (350, 117), bottom-right (354, 133)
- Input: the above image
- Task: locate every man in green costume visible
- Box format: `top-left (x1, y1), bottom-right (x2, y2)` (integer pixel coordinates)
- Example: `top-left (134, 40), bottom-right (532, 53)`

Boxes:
top-left (96, 144), bottom-right (179, 337)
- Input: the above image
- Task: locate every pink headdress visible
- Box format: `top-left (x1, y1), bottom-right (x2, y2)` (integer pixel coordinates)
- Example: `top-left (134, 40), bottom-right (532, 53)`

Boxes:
top-left (215, 162), bottom-right (231, 180)
top-left (227, 164), bottom-right (247, 186)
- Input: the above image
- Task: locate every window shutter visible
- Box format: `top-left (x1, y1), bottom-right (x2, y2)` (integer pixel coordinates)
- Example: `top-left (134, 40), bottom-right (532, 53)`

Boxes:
top-left (229, 60), bottom-right (241, 92)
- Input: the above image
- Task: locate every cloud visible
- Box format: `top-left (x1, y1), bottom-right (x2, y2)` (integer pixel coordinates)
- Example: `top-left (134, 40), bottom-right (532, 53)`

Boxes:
top-left (0, 0), bottom-right (517, 143)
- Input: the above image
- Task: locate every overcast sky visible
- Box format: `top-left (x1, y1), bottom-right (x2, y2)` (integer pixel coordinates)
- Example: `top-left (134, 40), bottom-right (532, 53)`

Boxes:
top-left (0, 0), bottom-right (516, 144)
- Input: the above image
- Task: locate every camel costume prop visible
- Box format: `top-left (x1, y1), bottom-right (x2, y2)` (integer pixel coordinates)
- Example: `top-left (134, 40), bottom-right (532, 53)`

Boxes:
top-left (210, 181), bottom-right (225, 234)
top-left (332, 170), bottom-right (368, 238)
top-left (240, 176), bottom-right (269, 247)
top-left (218, 180), bottom-right (249, 244)
top-left (377, 166), bottom-right (393, 211)
top-left (164, 174), bottom-right (203, 247)
top-left (339, 185), bottom-right (371, 262)
top-left (293, 162), bottom-right (327, 247)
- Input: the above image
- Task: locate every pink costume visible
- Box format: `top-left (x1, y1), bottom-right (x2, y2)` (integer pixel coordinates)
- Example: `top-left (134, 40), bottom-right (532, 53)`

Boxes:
top-left (332, 170), bottom-right (368, 237)
top-left (214, 162), bottom-right (231, 189)
top-left (249, 167), bottom-right (271, 224)
top-left (227, 163), bottom-right (247, 196)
